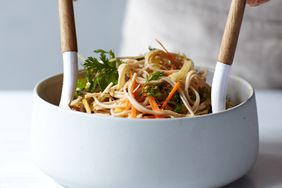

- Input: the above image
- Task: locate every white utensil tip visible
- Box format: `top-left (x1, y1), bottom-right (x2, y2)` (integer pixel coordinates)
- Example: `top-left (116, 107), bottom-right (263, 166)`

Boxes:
top-left (59, 51), bottom-right (78, 109)
top-left (212, 62), bottom-right (231, 113)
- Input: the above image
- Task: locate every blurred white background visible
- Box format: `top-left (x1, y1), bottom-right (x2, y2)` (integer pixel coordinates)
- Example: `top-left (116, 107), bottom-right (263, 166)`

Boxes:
top-left (0, 0), bottom-right (126, 90)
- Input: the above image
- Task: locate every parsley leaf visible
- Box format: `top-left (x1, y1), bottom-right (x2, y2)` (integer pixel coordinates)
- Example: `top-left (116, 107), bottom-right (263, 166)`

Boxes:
top-left (146, 71), bottom-right (164, 82)
top-left (78, 49), bottom-right (122, 92)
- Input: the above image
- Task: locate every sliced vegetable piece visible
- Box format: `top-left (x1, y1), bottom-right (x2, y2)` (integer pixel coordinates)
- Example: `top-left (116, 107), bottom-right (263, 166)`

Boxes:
top-left (169, 59), bottom-right (193, 81)
top-left (161, 81), bottom-right (181, 109)
top-left (82, 98), bottom-right (91, 113)
top-left (148, 96), bottom-right (162, 118)
top-left (117, 64), bottom-right (129, 89)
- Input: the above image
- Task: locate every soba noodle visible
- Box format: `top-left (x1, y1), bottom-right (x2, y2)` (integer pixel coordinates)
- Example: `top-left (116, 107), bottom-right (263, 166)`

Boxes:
top-left (70, 49), bottom-right (212, 118)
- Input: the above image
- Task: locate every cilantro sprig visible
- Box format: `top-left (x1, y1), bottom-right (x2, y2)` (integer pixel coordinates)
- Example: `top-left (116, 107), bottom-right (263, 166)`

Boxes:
top-left (146, 71), bottom-right (164, 82)
top-left (76, 49), bottom-right (122, 93)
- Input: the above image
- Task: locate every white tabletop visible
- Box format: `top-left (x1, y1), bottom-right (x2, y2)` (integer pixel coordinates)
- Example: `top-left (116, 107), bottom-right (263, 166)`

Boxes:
top-left (0, 91), bottom-right (281, 188)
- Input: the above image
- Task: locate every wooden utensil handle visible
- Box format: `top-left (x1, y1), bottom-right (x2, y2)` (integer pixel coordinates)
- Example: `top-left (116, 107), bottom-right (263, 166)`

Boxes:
top-left (58, 0), bottom-right (77, 52)
top-left (218, 0), bottom-right (246, 65)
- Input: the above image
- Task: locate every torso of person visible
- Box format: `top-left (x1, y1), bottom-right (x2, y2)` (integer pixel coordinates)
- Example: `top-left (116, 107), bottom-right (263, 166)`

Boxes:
top-left (120, 0), bottom-right (282, 89)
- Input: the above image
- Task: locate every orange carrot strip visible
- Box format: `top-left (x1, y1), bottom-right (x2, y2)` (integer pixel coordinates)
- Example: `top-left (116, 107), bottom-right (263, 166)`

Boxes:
top-left (131, 79), bottom-right (137, 94)
top-left (148, 96), bottom-right (159, 110)
top-left (148, 96), bottom-right (162, 118)
top-left (161, 81), bottom-right (181, 109)
top-left (132, 84), bottom-right (140, 95)
top-left (130, 106), bottom-right (137, 118)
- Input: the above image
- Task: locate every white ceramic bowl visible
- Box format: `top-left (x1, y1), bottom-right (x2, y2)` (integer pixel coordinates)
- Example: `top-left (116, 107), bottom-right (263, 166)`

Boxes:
top-left (31, 71), bottom-right (258, 188)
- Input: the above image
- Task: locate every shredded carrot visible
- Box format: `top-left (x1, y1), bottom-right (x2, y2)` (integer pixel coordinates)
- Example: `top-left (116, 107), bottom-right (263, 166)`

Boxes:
top-left (132, 84), bottom-right (140, 95)
top-left (148, 96), bottom-right (159, 110)
top-left (148, 96), bottom-right (162, 118)
top-left (130, 106), bottom-right (137, 118)
top-left (131, 79), bottom-right (137, 94)
top-left (161, 81), bottom-right (181, 109)
top-left (155, 39), bottom-right (175, 63)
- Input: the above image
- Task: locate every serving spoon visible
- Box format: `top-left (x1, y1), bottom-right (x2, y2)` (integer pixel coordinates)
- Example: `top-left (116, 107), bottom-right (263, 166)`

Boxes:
top-left (212, 0), bottom-right (246, 113)
top-left (58, 0), bottom-right (78, 109)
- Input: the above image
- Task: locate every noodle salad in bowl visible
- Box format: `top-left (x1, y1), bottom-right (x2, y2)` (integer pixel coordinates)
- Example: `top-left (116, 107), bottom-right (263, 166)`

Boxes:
top-left (31, 43), bottom-right (257, 188)
top-left (70, 42), bottom-right (230, 118)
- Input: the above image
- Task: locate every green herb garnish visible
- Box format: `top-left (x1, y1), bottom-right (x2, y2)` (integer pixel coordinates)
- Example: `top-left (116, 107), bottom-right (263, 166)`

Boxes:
top-left (146, 71), bottom-right (164, 82)
top-left (148, 46), bottom-right (157, 51)
top-left (75, 79), bottom-right (86, 94)
top-left (143, 82), bottom-right (171, 102)
top-left (79, 49), bottom-right (122, 92)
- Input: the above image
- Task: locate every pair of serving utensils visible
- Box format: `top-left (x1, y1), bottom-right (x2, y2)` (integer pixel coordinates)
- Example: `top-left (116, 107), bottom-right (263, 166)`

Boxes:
top-left (58, 0), bottom-right (246, 113)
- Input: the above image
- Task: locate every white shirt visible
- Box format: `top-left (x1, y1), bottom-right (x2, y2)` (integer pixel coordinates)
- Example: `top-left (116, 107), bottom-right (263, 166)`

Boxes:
top-left (120, 0), bottom-right (282, 89)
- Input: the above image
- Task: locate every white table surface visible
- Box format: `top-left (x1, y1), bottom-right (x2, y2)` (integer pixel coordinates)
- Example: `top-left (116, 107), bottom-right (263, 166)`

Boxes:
top-left (0, 90), bottom-right (281, 188)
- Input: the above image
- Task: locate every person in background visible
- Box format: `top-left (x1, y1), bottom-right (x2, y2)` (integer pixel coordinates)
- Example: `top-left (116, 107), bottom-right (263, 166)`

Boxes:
top-left (120, 0), bottom-right (282, 89)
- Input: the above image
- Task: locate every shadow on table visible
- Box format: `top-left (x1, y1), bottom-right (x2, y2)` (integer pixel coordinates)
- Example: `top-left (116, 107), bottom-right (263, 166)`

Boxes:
top-left (224, 141), bottom-right (282, 188)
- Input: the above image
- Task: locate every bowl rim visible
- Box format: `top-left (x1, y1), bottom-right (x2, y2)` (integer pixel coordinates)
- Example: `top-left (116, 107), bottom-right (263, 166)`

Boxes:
top-left (33, 71), bottom-right (255, 122)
